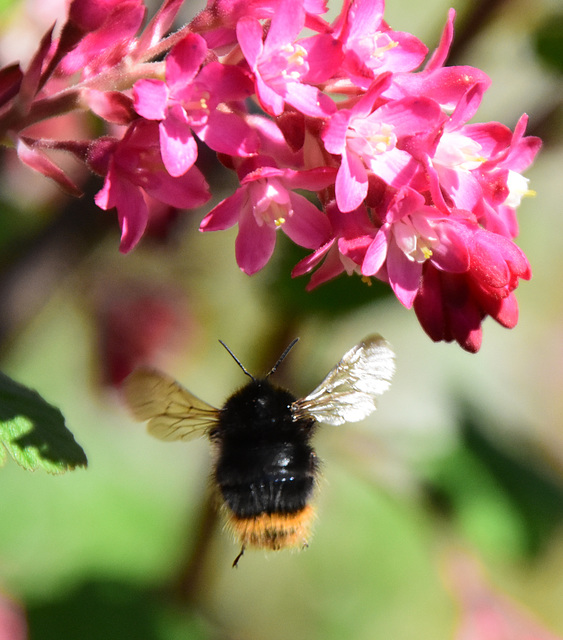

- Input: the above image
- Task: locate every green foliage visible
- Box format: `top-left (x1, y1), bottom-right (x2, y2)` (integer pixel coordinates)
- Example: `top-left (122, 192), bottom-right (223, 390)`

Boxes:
top-left (534, 12), bottom-right (563, 74)
top-left (0, 372), bottom-right (87, 473)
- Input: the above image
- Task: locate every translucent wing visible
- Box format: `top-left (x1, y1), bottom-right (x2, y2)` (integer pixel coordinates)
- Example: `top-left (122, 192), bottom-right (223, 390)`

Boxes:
top-left (123, 367), bottom-right (219, 441)
top-left (292, 334), bottom-right (395, 426)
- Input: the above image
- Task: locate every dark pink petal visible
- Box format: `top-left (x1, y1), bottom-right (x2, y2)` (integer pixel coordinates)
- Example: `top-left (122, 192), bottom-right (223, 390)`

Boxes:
top-left (17, 139), bottom-right (83, 197)
top-left (0, 63), bottom-right (22, 108)
top-left (196, 110), bottom-right (259, 157)
top-left (292, 239), bottom-right (334, 277)
top-left (160, 105), bottom-right (198, 176)
top-left (431, 221), bottom-right (471, 273)
top-left (283, 192), bottom-right (331, 248)
top-left (133, 79), bottom-right (168, 120)
top-left (301, 34), bottom-right (343, 83)
top-left (447, 83), bottom-right (485, 130)
top-left (463, 122), bottom-right (512, 162)
top-left (137, 0), bottom-right (184, 51)
top-left (196, 62), bottom-right (255, 102)
top-left (305, 244), bottom-right (346, 290)
top-left (95, 163), bottom-right (149, 253)
top-left (166, 33), bottom-right (207, 91)
top-left (20, 25), bottom-right (54, 105)
top-left (235, 209), bottom-right (277, 275)
top-left (449, 299), bottom-right (483, 353)
top-left (362, 228), bottom-right (389, 276)
top-left (386, 239), bottom-right (422, 308)
top-left (280, 166), bottom-right (337, 191)
top-left (85, 89), bottom-right (135, 124)
top-left (144, 165), bottom-right (210, 209)
top-left (336, 149), bottom-right (368, 212)
top-left (414, 264), bottom-right (446, 342)
top-left (200, 188), bottom-right (246, 232)
top-left (62, 3), bottom-right (145, 75)
top-left (469, 232), bottom-right (511, 289)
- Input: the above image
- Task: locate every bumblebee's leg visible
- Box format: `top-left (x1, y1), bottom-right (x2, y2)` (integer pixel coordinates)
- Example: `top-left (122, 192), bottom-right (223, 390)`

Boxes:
top-left (232, 545), bottom-right (245, 568)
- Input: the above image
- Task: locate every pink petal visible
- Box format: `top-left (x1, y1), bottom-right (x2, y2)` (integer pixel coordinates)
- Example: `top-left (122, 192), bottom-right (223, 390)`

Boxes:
top-left (263, 0), bottom-right (305, 51)
top-left (362, 228), bottom-right (389, 276)
top-left (336, 149), bottom-right (368, 212)
top-left (255, 72), bottom-right (285, 116)
top-left (236, 17), bottom-right (264, 68)
top-left (284, 81), bottom-right (336, 117)
top-left (322, 109), bottom-right (351, 155)
top-left (200, 188), bottom-right (246, 231)
top-left (386, 240), bottom-right (422, 308)
top-left (17, 139), bottom-right (83, 197)
top-left (136, 0), bottom-right (184, 51)
top-left (133, 79), bottom-right (168, 120)
top-left (159, 106), bottom-right (198, 176)
top-left (424, 8), bottom-right (455, 71)
top-left (166, 33), bottom-right (207, 90)
top-left (292, 239), bottom-right (334, 277)
top-left (85, 88), bottom-right (135, 124)
top-left (235, 209), bottom-right (277, 275)
top-left (345, 0), bottom-right (385, 41)
top-left (196, 110), bottom-right (259, 157)
top-left (95, 163), bottom-right (148, 253)
top-left (283, 192), bottom-right (331, 248)
top-left (144, 165), bottom-right (210, 209)
top-left (431, 221), bottom-right (470, 273)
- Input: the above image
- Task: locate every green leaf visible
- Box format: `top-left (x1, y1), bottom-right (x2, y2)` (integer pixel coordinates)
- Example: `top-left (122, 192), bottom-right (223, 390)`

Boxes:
top-left (0, 372), bottom-right (87, 473)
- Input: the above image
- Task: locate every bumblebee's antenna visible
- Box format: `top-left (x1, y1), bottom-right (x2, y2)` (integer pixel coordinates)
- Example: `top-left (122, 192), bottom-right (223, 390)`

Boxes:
top-left (219, 340), bottom-right (255, 380)
top-left (267, 338), bottom-right (299, 377)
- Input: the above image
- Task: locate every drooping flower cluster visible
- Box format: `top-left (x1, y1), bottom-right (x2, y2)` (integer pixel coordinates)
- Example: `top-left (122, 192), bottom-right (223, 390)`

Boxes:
top-left (0, 0), bottom-right (541, 351)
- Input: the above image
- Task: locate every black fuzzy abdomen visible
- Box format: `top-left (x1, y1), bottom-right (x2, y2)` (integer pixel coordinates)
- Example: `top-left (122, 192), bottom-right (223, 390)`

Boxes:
top-left (211, 379), bottom-right (318, 519)
top-left (215, 439), bottom-right (317, 518)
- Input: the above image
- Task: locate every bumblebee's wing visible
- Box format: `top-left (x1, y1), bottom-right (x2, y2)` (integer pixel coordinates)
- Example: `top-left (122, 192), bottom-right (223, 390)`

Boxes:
top-left (123, 367), bottom-right (219, 441)
top-left (292, 334), bottom-right (395, 426)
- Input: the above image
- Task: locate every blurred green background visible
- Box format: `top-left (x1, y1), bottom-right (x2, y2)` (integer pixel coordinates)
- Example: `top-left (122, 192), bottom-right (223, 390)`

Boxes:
top-left (1, 0), bottom-right (563, 638)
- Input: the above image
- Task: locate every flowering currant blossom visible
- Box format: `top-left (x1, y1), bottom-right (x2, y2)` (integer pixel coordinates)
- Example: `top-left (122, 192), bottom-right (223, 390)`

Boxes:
top-left (0, 0), bottom-right (541, 351)
top-left (90, 120), bottom-right (210, 253)
top-left (133, 33), bottom-right (259, 177)
top-left (200, 161), bottom-right (334, 274)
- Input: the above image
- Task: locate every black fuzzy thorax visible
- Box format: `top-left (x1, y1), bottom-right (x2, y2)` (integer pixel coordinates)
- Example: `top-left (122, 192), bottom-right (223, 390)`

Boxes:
top-left (210, 379), bottom-right (318, 519)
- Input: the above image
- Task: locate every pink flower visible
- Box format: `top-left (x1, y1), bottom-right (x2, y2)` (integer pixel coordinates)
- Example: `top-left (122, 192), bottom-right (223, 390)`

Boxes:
top-left (59, 0), bottom-right (146, 78)
top-left (292, 200), bottom-right (376, 289)
top-left (90, 120), bottom-right (210, 253)
top-left (133, 33), bottom-right (259, 177)
top-left (200, 162), bottom-right (334, 274)
top-left (362, 188), bottom-right (470, 307)
top-left (332, 0), bottom-right (428, 89)
top-left (236, 0), bottom-right (337, 117)
top-left (413, 227), bottom-right (531, 352)
top-left (322, 73), bottom-right (445, 212)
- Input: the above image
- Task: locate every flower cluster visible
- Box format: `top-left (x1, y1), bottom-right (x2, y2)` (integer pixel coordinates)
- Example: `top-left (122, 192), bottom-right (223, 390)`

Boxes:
top-left (0, 0), bottom-right (540, 351)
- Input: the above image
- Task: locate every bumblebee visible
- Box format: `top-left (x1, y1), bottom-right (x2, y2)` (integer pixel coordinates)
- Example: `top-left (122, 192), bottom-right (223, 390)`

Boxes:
top-left (124, 335), bottom-right (394, 566)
